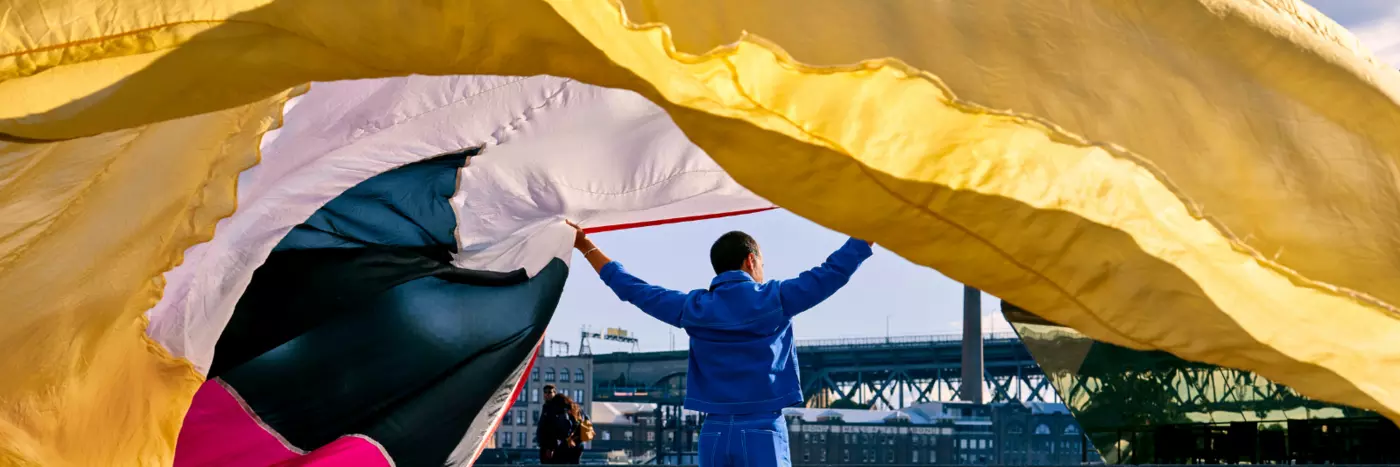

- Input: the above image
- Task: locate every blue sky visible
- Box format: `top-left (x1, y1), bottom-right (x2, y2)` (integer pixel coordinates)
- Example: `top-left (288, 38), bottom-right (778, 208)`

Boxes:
top-left (543, 1), bottom-right (1400, 354)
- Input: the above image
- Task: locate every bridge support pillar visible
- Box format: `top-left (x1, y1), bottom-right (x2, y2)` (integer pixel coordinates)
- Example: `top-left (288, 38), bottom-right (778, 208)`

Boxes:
top-left (960, 285), bottom-right (984, 404)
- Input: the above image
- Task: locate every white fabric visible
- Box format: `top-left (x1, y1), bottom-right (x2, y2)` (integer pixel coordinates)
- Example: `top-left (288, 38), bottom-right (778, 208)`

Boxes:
top-left (143, 74), bottom-right (770, 375)
top-left (451, 79), bottom-right (772, 276)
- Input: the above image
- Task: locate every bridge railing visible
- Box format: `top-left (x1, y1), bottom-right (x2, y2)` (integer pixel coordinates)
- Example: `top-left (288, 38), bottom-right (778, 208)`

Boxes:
top-left (795, 332), bottom-right (1020, 350)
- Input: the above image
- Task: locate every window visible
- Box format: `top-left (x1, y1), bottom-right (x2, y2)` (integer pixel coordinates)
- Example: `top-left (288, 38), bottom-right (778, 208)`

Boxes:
top-left (647, 432), bottom-right (655, 441)
top-left (989, 439), bottom-right (994, 449)
top-left (624, 431), bottom-right (633, 441)
top-left (1035, 424), bottom-right (1051, 435)
top-left (842, 449), bottom-right (850, 462)
top-left (1064, 425), bottom-right (1080, 435)
top-left (575, 369), bottom-right (585, 382)
top-left (960, 439), bottom-right (968, 449)
top-left (532, 368), bottom-right (539, 382)
top-left (545, 368), bottom-right (555, 382)
top-left (493, 432), bottom-right (500, 448)
top-left (575, 389), bottom-right (584, 401)
top-left (531, 389), bottom-right (539, 403)
top-left (517, 432), bottom-right (525, 448)
top-left (502, 432), bottom-right (512, 447)
top-left (533, 410), bottom-right (540, 423)
top-left (803, 449), bottom-right (810, 462)
top-left (601, 431), bottom-right (611, 441)
top-left (503, 411), bottom-right (513, 426)
top-left (517, 388), bottom-right (525, 403)
top-left (516, 410), bottom-right (526, 425)
top-left (886, 450), bottom-right (894, 463)
top-left (929, 450), bottom-right (936, 463)
top-left (912, 450), bottom-right (919, 463)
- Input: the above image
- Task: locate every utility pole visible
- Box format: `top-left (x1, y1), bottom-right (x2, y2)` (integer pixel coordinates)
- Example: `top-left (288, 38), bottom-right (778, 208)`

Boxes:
top-left (960, 285), bottom-right (984, 404)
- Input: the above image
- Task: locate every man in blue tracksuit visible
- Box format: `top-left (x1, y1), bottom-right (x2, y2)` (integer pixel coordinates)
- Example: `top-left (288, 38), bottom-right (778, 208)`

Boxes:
top-left (566, 221), bottom-right (873, 467)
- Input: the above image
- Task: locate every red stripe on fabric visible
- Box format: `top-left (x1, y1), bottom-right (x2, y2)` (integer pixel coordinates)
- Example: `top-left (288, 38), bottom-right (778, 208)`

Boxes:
top-left (505, 344), bottom-right (542, 414)
top-left (464, 339), bottom-right (544, 465)
top-left (581, 207), bottom-right (776, 234)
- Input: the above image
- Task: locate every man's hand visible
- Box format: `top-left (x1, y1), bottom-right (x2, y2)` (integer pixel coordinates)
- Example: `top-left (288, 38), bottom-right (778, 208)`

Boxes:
top-left (565, 219), bottom-right (612, 273)
top-left (564, 219), bottom-right (591, 250)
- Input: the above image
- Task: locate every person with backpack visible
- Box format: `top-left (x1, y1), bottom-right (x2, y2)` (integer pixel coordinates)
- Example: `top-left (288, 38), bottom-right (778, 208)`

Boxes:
top-left (566, 221), bottom-right (873, 467)
top-left (538, 393), bottom-right (585, 464)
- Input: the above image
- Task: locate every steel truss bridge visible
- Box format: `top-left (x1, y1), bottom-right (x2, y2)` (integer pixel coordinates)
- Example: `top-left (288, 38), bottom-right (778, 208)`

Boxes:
top-left (1021, 329), bottom-right (1379, 424)
top-left (591, 332), bottom-right (1057, 409)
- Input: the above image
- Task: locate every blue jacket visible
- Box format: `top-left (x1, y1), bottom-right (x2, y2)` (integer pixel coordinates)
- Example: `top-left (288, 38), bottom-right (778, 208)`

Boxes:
top-left (599, 238), bottom-right (873, 414)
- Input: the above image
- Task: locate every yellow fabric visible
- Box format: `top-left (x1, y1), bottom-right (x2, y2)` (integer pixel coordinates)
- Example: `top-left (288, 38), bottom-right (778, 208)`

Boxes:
top-left (0, 90), bottom-right (295, 466)
top-left (1, 0), bottom-right (1399, 464)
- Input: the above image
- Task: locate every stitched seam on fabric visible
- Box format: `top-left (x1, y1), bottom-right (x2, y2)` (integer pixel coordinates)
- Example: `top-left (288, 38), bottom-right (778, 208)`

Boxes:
top-left (1, 18), bottom-right (398, 80)
top-left (0, 142), bottom-right (59, 198)
top-left (161, 90), bottom-right (266, 360)
top-left (153, 85), bottom-right (307, 370)
top-left (287, 77), bottom-right (558, 177)
top-left (0, 126), bottom-right (151, 272)
top-left (356, 77), bottom-right (534, 142)
top-left (554, 169), bottom-right (729, 195)
top-left (600, 0), bottom-right (1400, 323)
top-left (0, 21), bottom-right (226, 59)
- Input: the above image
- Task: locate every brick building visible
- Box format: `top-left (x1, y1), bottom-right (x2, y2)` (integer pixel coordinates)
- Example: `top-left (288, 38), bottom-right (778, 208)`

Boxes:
top-left (490, 354), bottom-right (593, 452)
top-left (991, 402), bottom-right (1098, 465)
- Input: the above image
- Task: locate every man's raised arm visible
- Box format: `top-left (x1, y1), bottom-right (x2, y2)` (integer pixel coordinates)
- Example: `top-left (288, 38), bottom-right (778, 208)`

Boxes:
top-left (567, 221), bottom-right (687, 328)
top-left (778, 237), bottom-right (875, 317)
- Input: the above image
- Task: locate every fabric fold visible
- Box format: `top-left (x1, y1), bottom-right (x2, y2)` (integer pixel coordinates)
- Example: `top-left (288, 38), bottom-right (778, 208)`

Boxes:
top-left (3, 0), bottom-right (1400, 465)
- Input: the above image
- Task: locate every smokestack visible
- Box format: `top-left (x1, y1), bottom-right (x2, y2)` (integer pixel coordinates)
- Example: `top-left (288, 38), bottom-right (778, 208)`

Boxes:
top-left (960, 285), bottom-right (984, 404)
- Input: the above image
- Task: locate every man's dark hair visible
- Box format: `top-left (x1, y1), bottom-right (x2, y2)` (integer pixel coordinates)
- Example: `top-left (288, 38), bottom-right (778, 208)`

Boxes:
top-left (543, 384), bottom-right (556, 392)
top-left (710, 231), bottom-right (759, 274)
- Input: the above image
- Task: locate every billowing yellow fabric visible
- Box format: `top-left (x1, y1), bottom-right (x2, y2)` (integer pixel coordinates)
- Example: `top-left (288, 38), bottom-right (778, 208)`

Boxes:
top-left (0, 90), bottom-right (296, 466)
top-left (1, 0), bottom-right (1398, 464)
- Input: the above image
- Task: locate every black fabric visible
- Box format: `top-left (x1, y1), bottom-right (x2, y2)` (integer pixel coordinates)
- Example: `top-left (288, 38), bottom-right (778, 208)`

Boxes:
top-left (208, 244), bottom-right (528, 377)
top-left (221, 260), bottom-right (564, 465)
top-left (212, 148), bottom-right (567, 467)
top-left (275, 147), bottom-right (479, 253)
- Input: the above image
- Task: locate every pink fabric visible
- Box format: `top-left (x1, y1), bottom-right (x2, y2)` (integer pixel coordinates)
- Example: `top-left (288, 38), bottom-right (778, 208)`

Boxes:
top-left (274, 437), bottom-right (392, 467)
top-left (175, 380), bottom-right (392, 467)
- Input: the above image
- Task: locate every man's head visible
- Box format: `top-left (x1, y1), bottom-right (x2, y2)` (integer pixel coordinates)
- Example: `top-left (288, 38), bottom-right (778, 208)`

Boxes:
top-left (710, 231), bottom-right (763, 282)
top-left (543, 384), bottom-right (557, 401)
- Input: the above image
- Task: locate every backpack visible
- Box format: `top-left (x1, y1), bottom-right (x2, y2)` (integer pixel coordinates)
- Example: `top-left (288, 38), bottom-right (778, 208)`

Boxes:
top-left (576, 415), bottom-right (595, 443)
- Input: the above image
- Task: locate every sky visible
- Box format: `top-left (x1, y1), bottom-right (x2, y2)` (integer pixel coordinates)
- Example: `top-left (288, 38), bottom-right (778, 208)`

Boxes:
top-left (541, 1), bottom-right (1400, 354)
